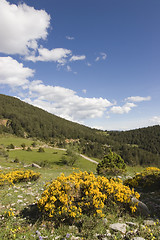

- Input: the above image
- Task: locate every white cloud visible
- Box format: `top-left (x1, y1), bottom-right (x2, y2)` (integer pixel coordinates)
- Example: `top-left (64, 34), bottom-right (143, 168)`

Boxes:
top-left (150, 116), bottom-right (160, 125)
top-left (101, 52), bottom-right (107, 60)
top-left (70, 55), bottom-right (86, 62)
top-left (0, 0), bottom-right (50, 55)
top-left (66, 36), bottom-right (75, 40)
top-left (110, 102), bottom-right (136, 114)
top-left (26, 47), bottom-right (72, 64)
top-left (90, 125), bottom-right (105, 130)
top-left (23, 81), bottom-right (113, 121)
top-left (95, 52), bottom-right (107, 61)
top-left (86, 62), bottom-right (91, 67)
top-left (66, 65), bottom-right (72, 72)
top-left (95, 56), bottom-right (100, 62)
top-left (0, 57), bottom-right (34, 87)
top-left (82, 89), bottom-right (87, 94)
top-left (125, 96), bottom-right (151, 102)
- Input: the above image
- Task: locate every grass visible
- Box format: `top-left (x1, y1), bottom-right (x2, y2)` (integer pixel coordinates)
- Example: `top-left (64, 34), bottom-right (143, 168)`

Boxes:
top-left (0, 134), bottom-right (43, 148)
top-left (0, 135), bottom-right (160, 239)
top-left (126, 165), bottom-right (145, 177)
top-left (7, 148), bottom-right (97, 173)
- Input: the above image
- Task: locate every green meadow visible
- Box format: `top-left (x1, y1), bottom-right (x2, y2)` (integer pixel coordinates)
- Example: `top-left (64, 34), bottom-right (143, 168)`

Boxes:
top-left (0, 134), bottom-right (39, 147)
top-left (0, 135), bottom-right (160, 240)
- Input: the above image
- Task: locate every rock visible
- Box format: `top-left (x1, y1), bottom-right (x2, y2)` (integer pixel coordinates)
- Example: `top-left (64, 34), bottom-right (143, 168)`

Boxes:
top-left (109, 223), bottom-right (127, 234)
top-left (143, 219), bottom-right (156, 226)
top-left (71, 236), bottom-right (81, 240)
top-left (31, 163), bottom-right (41, 168)
top-left (126, 228), bottom-right (138, 238)
top-left (132, 237), bottom-right (145, 240)
top-left (131, 197), bottom-right (150, 216)
top-left (106, 229), bottom-right (111, 237)
top-left (24, 163), bottom-right (41, 168)
top-left (102, 218), bottom-right (108, 225)
top-left (69, 225), bottom-right (79, 233)
top-left (125, 175), bottom-right (132, 179)
top-left (126, 221), bottom-right (138, 227)
top-left (117, 176), bottom-right (122, 179)
top-left (94, 233), bottom-right (99, 238)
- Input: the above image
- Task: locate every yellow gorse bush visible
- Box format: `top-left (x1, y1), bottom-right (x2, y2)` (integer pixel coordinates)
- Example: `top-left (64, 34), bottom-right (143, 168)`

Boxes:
top-left (0, 169), bottom-right (40, 186)
top-left (38, 171), bottom-right (139, 221)
top-left (124, 167), bottom-right (160, 189)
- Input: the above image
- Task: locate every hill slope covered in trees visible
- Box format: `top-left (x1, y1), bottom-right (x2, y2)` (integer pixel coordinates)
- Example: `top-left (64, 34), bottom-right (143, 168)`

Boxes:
top-left (0, 94), bottom-right (160, 167)
top-left (109, 125), bottom-right (160, 155)
top-left (0, 94), bottom-right (106, 142)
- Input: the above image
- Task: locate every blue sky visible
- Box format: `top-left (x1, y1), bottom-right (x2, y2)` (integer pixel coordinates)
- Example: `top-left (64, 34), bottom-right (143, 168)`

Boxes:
top-left (0, 0), bottom-right (160, 130)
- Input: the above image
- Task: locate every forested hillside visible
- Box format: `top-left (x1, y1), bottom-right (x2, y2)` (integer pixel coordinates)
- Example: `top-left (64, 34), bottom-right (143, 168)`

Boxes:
top-left (109, 125), bottom-right (160, 155)
top-left (0, 94), bottom-right (160, 167)
top-left (0, 94), bottom-right (107, 142)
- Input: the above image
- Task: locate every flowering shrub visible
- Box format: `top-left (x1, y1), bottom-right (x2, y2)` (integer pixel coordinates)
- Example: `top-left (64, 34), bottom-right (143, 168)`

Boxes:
top-left (38, 171), bottom-right (139, 222)
top-left (124, 167), bottom-right (160, 189)
top-left (4, 208), bottom-right (15, 218)
top-left (0, 169), bottom-right (40, 186)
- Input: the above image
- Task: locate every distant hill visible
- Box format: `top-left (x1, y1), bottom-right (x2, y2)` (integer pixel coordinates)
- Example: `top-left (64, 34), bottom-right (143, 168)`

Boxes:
top-left (0, 93), bottom-right (107, 143)
top-left (0, 93), bottom-right (160, 167)
top-left (109, 125), bottom-right (160, 155)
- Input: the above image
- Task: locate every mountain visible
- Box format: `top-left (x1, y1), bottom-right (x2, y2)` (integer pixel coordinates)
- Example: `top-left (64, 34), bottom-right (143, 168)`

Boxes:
top-left (0, 93), bottom-right (160, 167)
top-left (0, 94), bottom-right (108, 144)
top-left (109, 125), bottom-right (160, 155)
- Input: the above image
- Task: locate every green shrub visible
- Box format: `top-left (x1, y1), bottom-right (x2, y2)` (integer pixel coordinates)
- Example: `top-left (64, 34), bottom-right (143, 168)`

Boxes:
top-left (7, 144), bottom-right (15, 149)
top-left (14, 157), bottom-right (19, 163)
top-left (59, 148), bottom-right (78, 166)
top-left (97, 150), bottom-right (126, 176)
top-left (38, 147), bottom-right (45, 153)
top-left (21, 143), bottom-right (26, 150)
top-left (31, 141), bottom-right (36, 147)
top-left (26, 147), bottom-right (32, 151)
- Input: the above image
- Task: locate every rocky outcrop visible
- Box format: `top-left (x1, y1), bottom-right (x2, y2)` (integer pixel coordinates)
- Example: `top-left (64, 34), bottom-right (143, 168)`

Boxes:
top-left (131, 197), bottom-right (150, 216)
top-left (109, 223), bottom-right (127, 234)
top-left (24, 163), bottom-right (41, 168)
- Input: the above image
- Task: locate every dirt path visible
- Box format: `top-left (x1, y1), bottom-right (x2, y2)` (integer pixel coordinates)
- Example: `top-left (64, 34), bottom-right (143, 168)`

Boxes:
top-left (79, 154), bottom-right (98, 164)
top-left (53, 148), bottom-right (99, 164)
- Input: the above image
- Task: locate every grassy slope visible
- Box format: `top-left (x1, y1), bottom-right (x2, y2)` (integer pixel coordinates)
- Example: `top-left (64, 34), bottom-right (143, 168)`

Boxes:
top-left (0, 135), bottom-right (160, 239)
top-left (0, 134), bottom-right (42, 148)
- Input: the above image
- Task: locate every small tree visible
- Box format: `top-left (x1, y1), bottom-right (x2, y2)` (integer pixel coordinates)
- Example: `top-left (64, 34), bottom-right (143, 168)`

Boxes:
top-left (66, 148), bottom-right (78, 166)
top-left (60, 147), bottom-right (78, 166)
top-left (38, 147), bottom-right (45, 153)
top-left (97, 150), bottom-right (126, 176)
top-left (31, 142), bottom-right (36, 148)
top-left (7, 143), bottom-right (15, 149)
top-left (21, 143), bottom-right (26, 150)
top-left (27, 147), bottom-right (32, 152)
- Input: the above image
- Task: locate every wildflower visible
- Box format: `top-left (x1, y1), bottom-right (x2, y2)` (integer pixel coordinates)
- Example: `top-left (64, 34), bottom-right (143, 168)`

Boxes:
top-left (66, 233), bottom-right (70, 238)
top-left (36, 230), bottom-right (41, 236)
